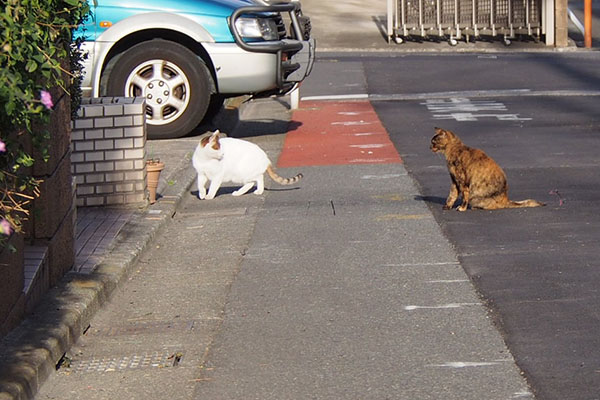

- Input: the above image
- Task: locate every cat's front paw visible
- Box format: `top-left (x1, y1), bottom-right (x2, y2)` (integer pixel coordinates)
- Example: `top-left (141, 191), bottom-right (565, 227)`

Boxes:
top-left (457, 205), bottom-right (467, 212)
top-left (232, 190), bottom-right (243, 197)
top-left (443, 205), bottom-right (451, 210)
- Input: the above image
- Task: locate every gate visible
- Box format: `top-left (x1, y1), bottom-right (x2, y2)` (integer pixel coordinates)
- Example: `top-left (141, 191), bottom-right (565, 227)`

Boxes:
top-left (387, 0), bottom-right (543, 45)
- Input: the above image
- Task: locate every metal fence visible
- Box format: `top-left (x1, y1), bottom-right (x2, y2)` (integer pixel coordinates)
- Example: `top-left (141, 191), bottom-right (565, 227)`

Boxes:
top-left (387, 0), bottom-right (543, 45)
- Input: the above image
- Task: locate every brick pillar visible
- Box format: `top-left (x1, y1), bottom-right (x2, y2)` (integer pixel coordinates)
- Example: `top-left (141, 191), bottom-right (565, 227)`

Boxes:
top-left (71, 97), bottom-right (147, 206)
top-left (554, 0), bottom-right (569, 47)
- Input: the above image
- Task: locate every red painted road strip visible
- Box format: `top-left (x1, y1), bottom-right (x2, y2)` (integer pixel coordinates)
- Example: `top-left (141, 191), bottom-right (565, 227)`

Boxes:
top-left (277, 101), bottom-right (402, 168)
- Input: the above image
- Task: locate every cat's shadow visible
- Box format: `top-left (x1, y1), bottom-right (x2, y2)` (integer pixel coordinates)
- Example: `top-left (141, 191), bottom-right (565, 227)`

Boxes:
top-left (190, 186), bottom-right (300, 198)
top-left (414, 195), bottom-right (446, 206)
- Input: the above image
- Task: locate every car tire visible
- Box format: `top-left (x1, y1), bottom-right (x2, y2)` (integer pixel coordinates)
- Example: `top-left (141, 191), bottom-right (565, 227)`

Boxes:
top-left (204, 94), bottom-right (226, 122)
top-left (105, 39), bottom-right (211, 139)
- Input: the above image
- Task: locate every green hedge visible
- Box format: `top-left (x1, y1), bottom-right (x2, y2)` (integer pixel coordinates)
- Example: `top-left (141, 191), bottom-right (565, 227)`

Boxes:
top-left (0, 0), bottom-right (90, 248)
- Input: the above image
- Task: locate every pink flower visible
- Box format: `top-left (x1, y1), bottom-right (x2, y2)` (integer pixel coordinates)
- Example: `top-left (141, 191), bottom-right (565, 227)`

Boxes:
top-left (0, 140), bottom-right (5, 153)
top-left (0, 218), bottom-right (12, 236)
top-left (40, 90), bottom-right (54, 110)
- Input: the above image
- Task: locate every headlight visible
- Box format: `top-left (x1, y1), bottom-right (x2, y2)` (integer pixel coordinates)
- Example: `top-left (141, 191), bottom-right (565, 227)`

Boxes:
top-left (235, 17), bottom-right (279, 41)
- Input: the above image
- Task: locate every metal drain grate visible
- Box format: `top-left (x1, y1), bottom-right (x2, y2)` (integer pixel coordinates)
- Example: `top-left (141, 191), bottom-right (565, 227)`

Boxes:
top-left (67, 351), bottom-right (183, 373)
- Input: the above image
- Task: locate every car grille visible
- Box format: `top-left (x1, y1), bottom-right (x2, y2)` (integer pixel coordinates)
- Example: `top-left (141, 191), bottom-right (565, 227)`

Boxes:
top-left (273, 14), bottom-right (286, 39)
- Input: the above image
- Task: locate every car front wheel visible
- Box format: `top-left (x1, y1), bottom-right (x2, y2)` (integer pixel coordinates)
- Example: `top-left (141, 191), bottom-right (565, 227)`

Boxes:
top-left (105, 39), bottom-right (211, 139)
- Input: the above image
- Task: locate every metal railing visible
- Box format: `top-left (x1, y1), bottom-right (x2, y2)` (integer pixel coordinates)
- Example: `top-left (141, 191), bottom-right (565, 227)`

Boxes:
top-left (387, 0), bottom-right (542, 45)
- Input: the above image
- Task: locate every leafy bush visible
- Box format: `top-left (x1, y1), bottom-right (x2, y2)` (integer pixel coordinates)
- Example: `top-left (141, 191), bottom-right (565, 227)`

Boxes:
top-left (0, 0), bottom-right (90, 248)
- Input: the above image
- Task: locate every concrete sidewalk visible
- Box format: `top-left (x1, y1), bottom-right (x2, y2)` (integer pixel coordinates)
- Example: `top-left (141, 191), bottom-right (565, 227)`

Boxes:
top-left (0, 104), bottom-right (242, 399)
top-left (0, 143), bottom-right (195, 400)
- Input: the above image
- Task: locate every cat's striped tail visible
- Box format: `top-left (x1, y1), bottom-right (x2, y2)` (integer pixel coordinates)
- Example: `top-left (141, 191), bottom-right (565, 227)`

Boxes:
top-left (266, 165), bottom-right (303, 185)
top-left (508, 199), bottom-right (546, 208)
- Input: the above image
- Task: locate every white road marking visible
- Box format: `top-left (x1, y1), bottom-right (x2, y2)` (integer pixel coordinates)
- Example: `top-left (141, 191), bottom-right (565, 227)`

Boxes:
top-left (302, 90), bottom-right (600, 103)
top-left (423, 98), bottom-right (507, 112)
top-left (511, 391), bottom-right (535, 399)
top-left (331, 121), bottom-right (373, 126)
top-left (341, 132), bottom-right (382, 137)
top-left (381, 261), bottom-right (460, 267)
top-left (423, 98), bottom-right (532, 122)
top-left (432, 112), bottom-right (533, 122)
top-left (361, 174), bottom-right (406, 179)
top-left (404, 303), bottom-right (480, 310)
top-left (349, 144), bottom-right (387, 149)
top-left (428, 361), bottom-right (504, 368)
top-left (302, 94), bottom-right (369, 101)
top-left (348, 158), bottom-right (391, 163)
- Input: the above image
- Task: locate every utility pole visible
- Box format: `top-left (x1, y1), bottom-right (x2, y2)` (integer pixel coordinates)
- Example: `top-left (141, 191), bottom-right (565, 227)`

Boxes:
top-left (584, 0), bottom-right (592, 48)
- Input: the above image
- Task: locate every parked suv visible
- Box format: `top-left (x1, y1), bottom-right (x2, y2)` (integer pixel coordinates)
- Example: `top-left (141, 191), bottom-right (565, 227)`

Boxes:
top-left (79, 0), bottom-right (314, 139)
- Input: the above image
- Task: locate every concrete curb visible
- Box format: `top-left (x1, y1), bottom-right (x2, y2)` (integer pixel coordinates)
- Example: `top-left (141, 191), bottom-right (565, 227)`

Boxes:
top-left (0, 103), bottom-right (242, 399)
top-left (0, 165), bottom-right (198, 400)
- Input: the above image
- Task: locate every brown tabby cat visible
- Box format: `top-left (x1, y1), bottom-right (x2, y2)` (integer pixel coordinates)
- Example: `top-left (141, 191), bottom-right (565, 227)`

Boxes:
top-left (430, 127), bottom-right (545, 211)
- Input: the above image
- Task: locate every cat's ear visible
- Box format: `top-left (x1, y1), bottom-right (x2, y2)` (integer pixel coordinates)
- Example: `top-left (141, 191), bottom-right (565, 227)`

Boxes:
top-left (200, 135), bottom-right (211, 148)
top-left (435, 127), bottom-right (454, 139)
top-left (210, 131), bottom-right (221, 150)
top-left (444, 129), bottom-right (457, 139)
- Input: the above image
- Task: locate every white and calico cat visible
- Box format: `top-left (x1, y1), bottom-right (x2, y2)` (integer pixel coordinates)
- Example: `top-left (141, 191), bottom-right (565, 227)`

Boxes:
top-left (192, 130), bottom-right (303, 200)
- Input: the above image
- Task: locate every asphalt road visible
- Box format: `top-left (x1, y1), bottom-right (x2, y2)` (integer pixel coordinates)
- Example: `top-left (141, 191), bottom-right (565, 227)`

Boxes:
top-left (301, 52), bottom-right (600, 400)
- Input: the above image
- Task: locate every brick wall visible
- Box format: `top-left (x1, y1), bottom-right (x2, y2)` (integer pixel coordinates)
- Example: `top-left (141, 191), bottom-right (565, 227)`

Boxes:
top-left (71, 97), bottom-right (147, 206)
top-left (1, 81), bottom-right (76, 334)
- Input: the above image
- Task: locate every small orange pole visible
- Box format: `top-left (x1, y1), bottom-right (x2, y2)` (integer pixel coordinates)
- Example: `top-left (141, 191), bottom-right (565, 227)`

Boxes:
top-left (584, 0), bottom-right (592, 48)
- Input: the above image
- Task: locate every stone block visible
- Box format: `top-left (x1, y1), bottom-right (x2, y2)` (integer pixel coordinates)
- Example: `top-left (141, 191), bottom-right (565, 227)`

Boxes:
top-left (0, 233), bottom-right (24, 334)
top-left (42, 206), bottom-right (75, 286)
top-left (74, 118), bottom-right (93, 130)
top-left (75, 141), bottom-right (93, 152)
top-left (71, 130), bottom-right (84, 141)
top-left (115, 138), bottom-right (133, 149)
top-left (103, 104), bottom-right (124, 116)
top-left (24, 245), bottom-right (51, 314)
top-left (114, 116), bottom-right (133, 126)
top-left (106, 194), bottom-right (124, 205)
top-left (20, 86), bottom-right (73, 178)
top-left (124, 149), bottom-right (144, 159)
top-left (86, 174), bottom-right (105, 184)
top-left (82, 104), bottom-right (104, 117)
top-left (94, 140), bottom-right (114, 150)
top-left (84, 129), bottom-right (105, 140)
top-left (105, 150), bottom-right (124, 161)
top-left (75, 163), bottom-right (94, 174)
top-left (30, 154), bottom-right (73, 240)
top-left (85, 152), bottom-right (104, 162)
top-left (126, 193), bottom-right (146, 203)
top-left (124, 126), bottom-right (145, 138)
top-left (115, 160), bottom-right (134, 170)
top-left (85, 197), bottom-right (105, 207)
top-left (95, 162), bottom-right (114, 172)
top-left (105, 128), bottom-right (124, 138)
top-left (94, 117), bottom-right (114, 128)
top-left (124, 100), bottom-right (145, 115)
